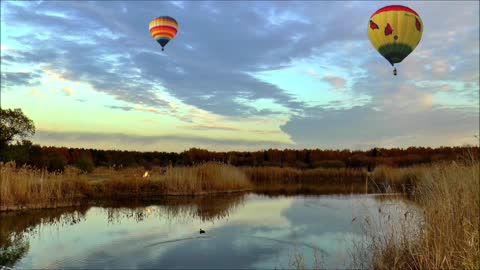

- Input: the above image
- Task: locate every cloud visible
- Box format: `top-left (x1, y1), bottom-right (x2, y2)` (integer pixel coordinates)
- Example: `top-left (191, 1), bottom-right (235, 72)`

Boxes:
top-left (33, 130), bottom-right (292, 152)
top-left (1, 71), bottom-right (41, 88)
top-left (304, 69), bottom-right (321, 79)
top-left (281, 105), bottom-right (479, 150)
top-left (323, 75), bottom-right (346, 91)
top-left (1, 1), bottom-right (478, 150)
top-left (60, 86), bottom-right (73, 96)
top-left (1, 1), bottom-right (384, 118)
top-left (1, 1), bottom-right (313, 117)
top-left (106, 105), bottom-right (168, 115)
top-left (181, 125), bottom-right (242, 132)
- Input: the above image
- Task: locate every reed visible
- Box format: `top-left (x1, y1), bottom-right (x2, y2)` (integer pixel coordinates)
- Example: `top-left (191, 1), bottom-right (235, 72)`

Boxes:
top-left (0, 162), bottom-right (90, 211)
top-left (243, 166), bottom-right (367, 184)
top-left (357, 159), bottom-right (480, 269)
top-left (1, 162), bottom-right (252, 210)
top-left (243, 166), bottom-right (369, 195)
top-left (100, 162), bottom-right (252, 198)
top-left (370, 165), bottom-right (426, 193)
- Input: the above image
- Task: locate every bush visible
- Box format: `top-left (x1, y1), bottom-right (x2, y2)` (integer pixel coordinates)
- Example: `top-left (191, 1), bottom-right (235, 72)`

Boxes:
top-left (47, 152), bottom-right (67, 172)
top-left (74, 154), bottom-right (95, 173)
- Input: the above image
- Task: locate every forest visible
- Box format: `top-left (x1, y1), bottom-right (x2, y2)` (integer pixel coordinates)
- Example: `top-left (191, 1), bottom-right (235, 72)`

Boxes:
top-left (1, 140), bottom-right (477, 173)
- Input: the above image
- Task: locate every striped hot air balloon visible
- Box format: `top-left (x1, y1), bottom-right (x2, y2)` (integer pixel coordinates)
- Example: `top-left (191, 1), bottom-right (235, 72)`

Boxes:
top-left (368, 5), bottom-right (423, 76)
top-left (149, 16), bottom-right (178, 51)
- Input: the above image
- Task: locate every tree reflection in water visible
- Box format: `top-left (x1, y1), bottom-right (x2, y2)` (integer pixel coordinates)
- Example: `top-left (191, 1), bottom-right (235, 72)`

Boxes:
top-left (0, 232), bottom-right (29, 267)
top-left (0, 208), bottom-right (88, 267)
top-left (103, 194), bottom-right (246, 224)
top-left (0, 194), bottom-right (245, 266)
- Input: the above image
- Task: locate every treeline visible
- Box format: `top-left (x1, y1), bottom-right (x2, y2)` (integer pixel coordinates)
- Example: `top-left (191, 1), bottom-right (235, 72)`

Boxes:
top-left (1, 140), bottom-right (478, 172)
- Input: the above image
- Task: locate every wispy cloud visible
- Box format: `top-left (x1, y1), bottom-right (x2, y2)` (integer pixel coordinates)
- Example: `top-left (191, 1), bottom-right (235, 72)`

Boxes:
top-left (33, 130), bottom-right (292, 152)
top-left (323, 75), bottom-right (346, 91)
top-left (1, 71), bottom-right (41, 88)
top-left (1, 1), bottom-right (478, 151)
top-left (60, 86), bottom-right (73, 96)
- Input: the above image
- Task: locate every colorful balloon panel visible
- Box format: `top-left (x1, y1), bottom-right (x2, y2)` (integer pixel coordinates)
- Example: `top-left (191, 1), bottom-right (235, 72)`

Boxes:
top-left (149, 16), bottom-right (178, 49)
top-left (368, 5), bottom-right (423, 65)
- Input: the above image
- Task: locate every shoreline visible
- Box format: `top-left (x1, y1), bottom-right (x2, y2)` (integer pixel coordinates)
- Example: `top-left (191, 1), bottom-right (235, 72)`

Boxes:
top-left (2, 160), bottom-right (466, 213)
top-left (0, 187), bottom-right (394, 212)
top-left (0, 189), bottom-right (253, 212)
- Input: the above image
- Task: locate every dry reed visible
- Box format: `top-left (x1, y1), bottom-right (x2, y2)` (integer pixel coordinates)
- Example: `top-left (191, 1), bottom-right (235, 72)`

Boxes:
top-left (243, 166), bottom-right (369, 195)
top-left (0, 162), bottom-right (90, 211)
top-left (357, 159), bottom-right (480, 269)
top-left (243, 166), bottom-right (367, 184)
top-left (1, 162), bottom-right (252, 210)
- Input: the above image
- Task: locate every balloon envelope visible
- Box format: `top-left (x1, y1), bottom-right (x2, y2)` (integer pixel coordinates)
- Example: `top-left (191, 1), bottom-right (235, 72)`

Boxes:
top-left (149, 16), bottom-right (178, 50)
top-left (368, 5), bottom-right (423, 65)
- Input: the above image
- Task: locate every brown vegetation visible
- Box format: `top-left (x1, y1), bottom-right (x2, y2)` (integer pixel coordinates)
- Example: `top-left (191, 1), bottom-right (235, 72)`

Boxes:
top-left (0, 162), bottom-right (251, 211)
top-left (355, 158), bottom-right (480, 269)
top-left (3, 140), bottom-right (478, 172)
top-left (98, 162), bottom-right (252, 199)
top-left (0, 163), bottom-right (90, 211)
top-left (243, 166), bottom-right (369, 194)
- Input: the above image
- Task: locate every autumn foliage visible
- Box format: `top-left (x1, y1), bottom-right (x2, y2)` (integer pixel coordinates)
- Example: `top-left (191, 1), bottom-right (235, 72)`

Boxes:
top-left (1, 142), bottom-right (478, 172)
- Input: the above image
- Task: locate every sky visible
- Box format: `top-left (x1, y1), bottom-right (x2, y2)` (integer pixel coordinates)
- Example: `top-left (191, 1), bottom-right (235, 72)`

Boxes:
top-left (1, 1), bottom-right (479, 152)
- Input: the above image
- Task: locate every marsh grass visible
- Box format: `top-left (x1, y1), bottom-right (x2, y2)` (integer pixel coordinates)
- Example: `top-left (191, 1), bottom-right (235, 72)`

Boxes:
top-left (288, 248), bottom-right (325, 270)
top-left (99, 162), bottom-right (252, 199)
top-left (370, 165), bottom-right (426, 194)
top-left (243, 166), bottom-right (370, 194)
top-left (243, 166), bottom-right (367, 184)
top-left (1, 162), bottom-right (252, 210)
top-left (0, 162), bottom-right (90, 211)
top-left (354, 159), bottom-right (480, 269)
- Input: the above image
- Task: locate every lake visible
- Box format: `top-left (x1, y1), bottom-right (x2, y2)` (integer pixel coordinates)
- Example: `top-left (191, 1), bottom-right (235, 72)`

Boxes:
top-left (1, 193), bottom-right (418, 269)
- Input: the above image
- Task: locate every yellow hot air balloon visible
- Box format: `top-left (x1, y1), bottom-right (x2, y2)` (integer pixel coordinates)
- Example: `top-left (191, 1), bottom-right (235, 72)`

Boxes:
top-left (368, 5), bottom-right (423, 76)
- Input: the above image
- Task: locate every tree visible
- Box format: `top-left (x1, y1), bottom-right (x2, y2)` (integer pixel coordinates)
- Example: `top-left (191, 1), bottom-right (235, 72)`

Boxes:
top-left (0, 108), bottom-right (35, 147)
top-left (74, 153), bottom-right (95, 173)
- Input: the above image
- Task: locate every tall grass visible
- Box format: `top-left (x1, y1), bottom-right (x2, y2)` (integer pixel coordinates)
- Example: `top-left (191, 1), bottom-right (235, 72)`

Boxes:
top-left (243, 166), bottom-right (368, 194)
top-left (370, 165), bottom-right (426, 194)
top-left (99, 162), bottom-right (252, 198)
top-left (1, 162), bottom-right (252, 210)
top-left (0, 162), bottom-right (90, 211)
top-left (357, 159), bottom-right (480, 269)
top-left (243, 166), bottom-right (367, 184)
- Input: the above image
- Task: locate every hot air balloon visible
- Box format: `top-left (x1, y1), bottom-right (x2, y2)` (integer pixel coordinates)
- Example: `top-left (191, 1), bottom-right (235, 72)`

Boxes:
top-left (149, 16), bottom-right (178, 51)
top-left (368, 5), bottom-right (423, 76)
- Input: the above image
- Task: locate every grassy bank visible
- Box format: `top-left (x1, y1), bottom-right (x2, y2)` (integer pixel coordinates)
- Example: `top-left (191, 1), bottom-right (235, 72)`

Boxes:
top-left (0, 162), bottom-right (252, 211)
top-left (357, 159), bottom-right (480, 269)
top-left (0, 163), bottom-right (90, 211)
top-left (243, 166), bottom-right (367, 184)
top-left (243, 166), bottom-right (370, 194)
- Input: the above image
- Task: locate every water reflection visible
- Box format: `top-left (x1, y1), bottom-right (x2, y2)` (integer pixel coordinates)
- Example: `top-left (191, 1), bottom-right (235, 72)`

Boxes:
top-left (0, 195), bottom-right (244, 267)
top-left (0, 193), bottom-right (418, 269)
top-left (0, 207), bottom-right (88, 267)
top-left (0, 232), bottom-right (29, 266)
top-left (103, 195), bottom-right (246, 224)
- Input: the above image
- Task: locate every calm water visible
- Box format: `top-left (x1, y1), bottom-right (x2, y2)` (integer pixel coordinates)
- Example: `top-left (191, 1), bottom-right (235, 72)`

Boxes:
top-left (1, 193), bottom-right (417, 269)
